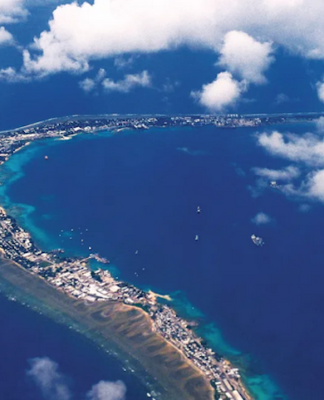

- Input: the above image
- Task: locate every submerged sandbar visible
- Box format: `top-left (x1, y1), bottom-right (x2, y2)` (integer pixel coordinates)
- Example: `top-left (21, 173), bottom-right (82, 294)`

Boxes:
top-left (0, 259), bottom-right (215, 400)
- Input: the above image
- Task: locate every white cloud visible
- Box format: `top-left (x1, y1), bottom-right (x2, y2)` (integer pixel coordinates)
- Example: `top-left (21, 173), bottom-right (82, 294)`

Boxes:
top-left (0, 0), bottom-right (63, 24)
top-left (27, 357), bottom-right (128, 400)
top-left (4, 0), bottom-right (324, 104)
top-left (8, 0), bottom-right (324, 77)
top-left (87, 380), bottom-right (127, 400)
top-left (317, 81), bottom-right (324, 102)
top-left (192, 72), bottom-right (243, 112)
top-left (252, 165), bottom-right (300, 181)
top-left (303, 169), bottom-right (324, 202)
top-left (274, 169), bottom-right (324, 203)
top-left (252, 128), bottom-right (324, 203)
top-left (218, 31), bottom-right (273, 84)
top-left (79, 68), bottom-right (106, 92)
top-left (102, 70), bottom-right (152, 93)
top-left (262, 0), bottom-right (304, 14)
top-left (26, 357), bottom-right (71, 400)
top-left (0, 66), bottom-right (30, 82)
top-left (114, 56), bottom-right (136, 70)
top-left (0, 26), bottom-right (13, 45)
top-left (0, 0), bottom-right (28, 24)
top-left (79, 77), bottom-right (96, 92)
top-left (251, 212), bottom-right (273, 225)
top-left (257, 131), bottom-right (324, 167)
top-left (0, 0), bottom-right (67, 52)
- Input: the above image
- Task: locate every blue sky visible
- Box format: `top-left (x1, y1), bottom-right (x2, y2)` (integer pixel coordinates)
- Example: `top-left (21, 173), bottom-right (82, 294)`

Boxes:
top-left (0, 0), bottom-right (324, 129)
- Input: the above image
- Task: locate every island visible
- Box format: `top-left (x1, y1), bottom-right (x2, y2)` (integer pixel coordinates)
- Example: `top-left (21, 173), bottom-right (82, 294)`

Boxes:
top-left (0, 112), bottom-right (319, 400)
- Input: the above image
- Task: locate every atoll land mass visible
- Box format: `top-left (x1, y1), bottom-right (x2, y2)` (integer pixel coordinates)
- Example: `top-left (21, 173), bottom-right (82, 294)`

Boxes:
top-left (0, 112), bottom-right (319, 400)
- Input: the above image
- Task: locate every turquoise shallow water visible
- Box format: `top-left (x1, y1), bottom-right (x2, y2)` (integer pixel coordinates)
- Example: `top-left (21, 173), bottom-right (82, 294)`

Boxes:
top-left (0, 125), bottom-right (311, 400)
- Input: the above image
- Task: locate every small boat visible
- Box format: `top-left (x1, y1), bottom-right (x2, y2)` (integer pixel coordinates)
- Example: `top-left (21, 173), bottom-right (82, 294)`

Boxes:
top-left (251, 234), bottom-right (264, 247)
top-left (195, 235), bottom-right (199, 241)
top-left (44, 155), bottom-right (49, 160)
top-left (197, 206), bottom-right (201, 213)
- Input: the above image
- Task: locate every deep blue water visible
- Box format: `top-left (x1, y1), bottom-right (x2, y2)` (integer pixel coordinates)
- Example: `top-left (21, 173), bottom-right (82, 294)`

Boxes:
top-left (1, 124), bottom-right (324, 400)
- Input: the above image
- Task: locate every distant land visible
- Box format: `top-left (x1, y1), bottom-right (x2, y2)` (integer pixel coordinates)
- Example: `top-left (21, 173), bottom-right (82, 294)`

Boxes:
top-left (0, 112), bottom-right (319, 400)
top-left (0, 111), bottom-right (323, 137)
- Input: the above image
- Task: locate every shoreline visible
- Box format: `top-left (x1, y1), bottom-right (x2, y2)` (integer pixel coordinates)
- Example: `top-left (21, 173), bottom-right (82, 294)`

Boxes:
top-left (0, 110), bottom-right (321, 134)
top-left (0, 138), bottom-right (250, 400)
top-left (0, 115), bottom-right (295, 400)
top-left (0, 258), bottom-right (215, 400)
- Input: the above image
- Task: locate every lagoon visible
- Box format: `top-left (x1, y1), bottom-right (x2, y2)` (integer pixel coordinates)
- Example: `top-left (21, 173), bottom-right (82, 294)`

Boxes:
top-left (0, 123), bottom-right (322, 400)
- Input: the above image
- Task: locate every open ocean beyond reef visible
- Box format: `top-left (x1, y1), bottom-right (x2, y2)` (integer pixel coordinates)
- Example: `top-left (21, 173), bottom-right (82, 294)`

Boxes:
top-left (0, 123), bottom-right (322, 400)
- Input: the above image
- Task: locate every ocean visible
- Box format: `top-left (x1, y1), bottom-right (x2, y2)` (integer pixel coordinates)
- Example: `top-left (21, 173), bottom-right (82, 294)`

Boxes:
top-left (0, 289), bottom-right (149, 400)
top-left (0, 123), bottom-right (322, 400)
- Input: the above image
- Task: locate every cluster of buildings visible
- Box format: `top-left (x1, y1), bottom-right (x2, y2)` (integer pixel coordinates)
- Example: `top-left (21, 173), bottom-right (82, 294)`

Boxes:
top-left (0, 111), bottom-right (321, 167)
top-left (152, 305), bottom-right (247, 400)
top-left (42, 260), bottom-right (147, 305)
top-left (0, 202), bottom-right (248, 399)
top-left (0, 207), bottom-right (39, 268)
top-left (1, 112), bottom-right (317, 399)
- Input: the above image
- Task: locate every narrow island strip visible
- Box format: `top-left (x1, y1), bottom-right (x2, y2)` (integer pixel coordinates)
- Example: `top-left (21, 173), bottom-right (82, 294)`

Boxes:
top-left (0, 114), bottom-right (295, 400)
top-left (0, 204), bottom-right (250, 400)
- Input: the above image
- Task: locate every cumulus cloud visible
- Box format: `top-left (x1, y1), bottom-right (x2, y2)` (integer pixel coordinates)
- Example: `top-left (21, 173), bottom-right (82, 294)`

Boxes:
top-left (0, 26), bottom-right (13, 45)
top-left (27, 357), bottom-right (128, 400)
top-left (302, 169), bottom-right (324, 202)
top-left (114, 56), bottom-right (136, 70)
top-left (252, 127), bottom-right (324, 203)
top-left (252, 165), bottom-right (300, 181)
top-left (80, 69), bottom-right (151, 93)
top-left (251, 212), bottom-right (274, 225)
top-left (194, 31), bottom-right (272, 111)
top-left (10, 0), bottom-right (324, 78)
top-left (4, 0), bottom-right (324, 114)
top-left (5, 0), bottom-right (324, 114)
top-left (273, 169), bottom-right (324, 203)
top-left (218, 31), bottom-right (274, 84)
top-left (192, 72), bottom-right (244, 112)
top-left (26, 357), bottom-right (71, 400)
top-left (0, 66), bottom-right (30, 82)
top-left (257, 131), bottom-right (324, 167)
top-left (0, 0), bottom-right (28, 24)
top-left (0, 0), bottom-right (64, 24)
top-left (79, 78), bottom-right (96, 92)
top-left (79, 68), bottom-right (106, 92)
top-left (87, 380), bottom-right (127, 400)
top-left (102, 70), bottom-right (152, 93)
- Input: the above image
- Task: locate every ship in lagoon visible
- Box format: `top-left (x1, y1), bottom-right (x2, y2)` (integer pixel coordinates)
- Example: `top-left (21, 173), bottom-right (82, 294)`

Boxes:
top-left (251, 234), bottom-right (264, 247)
